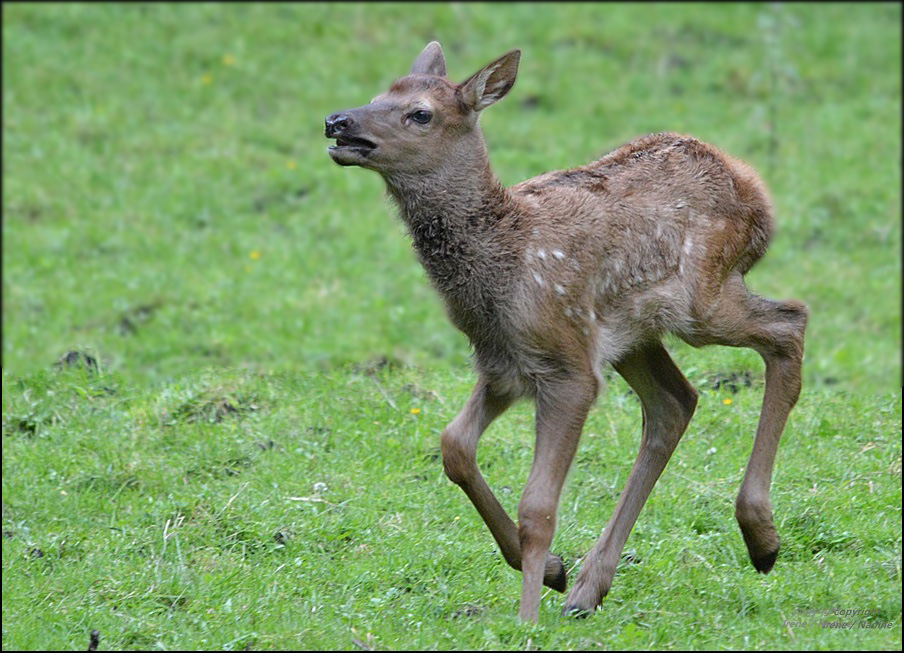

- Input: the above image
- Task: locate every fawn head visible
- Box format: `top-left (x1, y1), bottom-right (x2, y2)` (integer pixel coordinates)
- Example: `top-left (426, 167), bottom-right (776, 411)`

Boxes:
top-left (325, 42), bottom-right (521, 176)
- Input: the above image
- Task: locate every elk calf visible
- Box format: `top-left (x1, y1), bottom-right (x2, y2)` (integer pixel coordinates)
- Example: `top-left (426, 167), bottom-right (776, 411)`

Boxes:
top-left (325, 42), bottom-right (807, 622)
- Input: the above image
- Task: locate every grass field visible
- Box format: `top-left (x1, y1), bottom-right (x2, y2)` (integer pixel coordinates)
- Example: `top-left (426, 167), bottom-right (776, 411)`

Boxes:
top-left (3, 3), bottom-right (902, 650)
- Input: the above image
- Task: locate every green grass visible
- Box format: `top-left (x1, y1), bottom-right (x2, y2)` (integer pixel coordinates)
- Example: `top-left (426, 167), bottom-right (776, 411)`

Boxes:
top-left (2, 366), bottom-right (901, 649)
top-left (2, 2), bottom-right (902, 649)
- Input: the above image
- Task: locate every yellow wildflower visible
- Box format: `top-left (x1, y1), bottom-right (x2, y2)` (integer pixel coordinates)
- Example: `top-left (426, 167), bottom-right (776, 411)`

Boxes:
top-left (250, 250), bottom-right (261, 260)
top-left (222, 54), bottom-right (235, 66)
top-left (722, 398), bottom-right (733, 405)
top-left (201, 73), bottom-right (213, 85)
top-left (410, 408), bottom-right (421, 415)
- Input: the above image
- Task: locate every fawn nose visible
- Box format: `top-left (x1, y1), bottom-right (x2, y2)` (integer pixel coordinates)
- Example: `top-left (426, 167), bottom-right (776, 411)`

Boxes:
top-left (325, 113), bottom-right (351, 138)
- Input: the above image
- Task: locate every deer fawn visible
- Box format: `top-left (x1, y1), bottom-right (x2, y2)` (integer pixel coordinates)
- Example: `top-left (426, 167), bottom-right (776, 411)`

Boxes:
top-left (325, 42), bottom-right (807, 622)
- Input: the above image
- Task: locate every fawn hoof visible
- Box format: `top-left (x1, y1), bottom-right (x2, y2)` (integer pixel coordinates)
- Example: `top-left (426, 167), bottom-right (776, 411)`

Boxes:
top-left (752, 547), bottom-right (779, 574)
top-left (562, 604), bottom-right (594, 619)
top-left (737, 509), bottom-right (780, 575)
top-left (544, 554), bottom-right (567, 593)
top-left (562, 576), bottom-right (607, 618)
top-left (738, 521), bottom-right (780, 574)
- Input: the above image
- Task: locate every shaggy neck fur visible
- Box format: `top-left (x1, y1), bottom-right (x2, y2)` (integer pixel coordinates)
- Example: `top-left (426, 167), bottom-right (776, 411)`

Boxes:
top-left (381, 138), bottom-right (522, 341)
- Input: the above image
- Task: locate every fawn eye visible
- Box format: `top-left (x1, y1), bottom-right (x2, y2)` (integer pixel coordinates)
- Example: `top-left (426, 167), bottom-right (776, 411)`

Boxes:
top-left (410, 110), bottom-right (432, 124)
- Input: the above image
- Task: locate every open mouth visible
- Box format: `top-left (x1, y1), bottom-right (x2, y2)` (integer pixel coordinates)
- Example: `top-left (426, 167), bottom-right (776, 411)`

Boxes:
top-left (329, 135), bottom-right (377, 151)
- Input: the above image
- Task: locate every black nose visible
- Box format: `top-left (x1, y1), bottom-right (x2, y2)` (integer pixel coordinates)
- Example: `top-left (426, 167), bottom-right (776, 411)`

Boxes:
top-left (325, 113), bottom-right (351, 138)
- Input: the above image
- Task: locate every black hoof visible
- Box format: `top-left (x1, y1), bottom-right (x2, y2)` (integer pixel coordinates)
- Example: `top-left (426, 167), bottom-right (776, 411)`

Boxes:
top-left (752, 548), bottom-right (779, 574)
top-left (546, 557), bottom-right (568, 593)
top-left (562, 604), bottom-right (594, 619)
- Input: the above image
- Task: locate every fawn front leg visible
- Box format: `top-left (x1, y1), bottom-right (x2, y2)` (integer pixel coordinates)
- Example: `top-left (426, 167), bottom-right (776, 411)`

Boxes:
top-left (441, 377), bottom-right (567, 592)
top-left (518, 374), bottom-right (597, 621)
top-left (565, 344), bottom-right (697, 615)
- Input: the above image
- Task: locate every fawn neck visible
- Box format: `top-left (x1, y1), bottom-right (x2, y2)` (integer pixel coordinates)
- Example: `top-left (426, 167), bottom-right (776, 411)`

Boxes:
top-left (382, 132), bottom-right (521, 340)
top-left (383, 135), bottom-right (514, 290)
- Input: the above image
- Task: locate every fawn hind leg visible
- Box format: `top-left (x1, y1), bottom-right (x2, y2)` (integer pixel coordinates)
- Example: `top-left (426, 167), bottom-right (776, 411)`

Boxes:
top-left (686, 272), bottom-right (808, 572)
top-left (440, 377), bottom-right (567, 593)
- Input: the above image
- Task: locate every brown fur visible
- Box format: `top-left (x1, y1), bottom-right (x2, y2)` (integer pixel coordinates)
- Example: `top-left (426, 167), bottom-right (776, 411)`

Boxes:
top-left (325, 42), bottom-right (808, 621)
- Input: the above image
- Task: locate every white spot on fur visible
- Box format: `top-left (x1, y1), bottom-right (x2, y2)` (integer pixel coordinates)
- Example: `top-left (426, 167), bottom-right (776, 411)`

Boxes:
top-left (564, 307), bottom-right (573, 318)
top-left (683, 237), bottom-right (694, 256)
top-left (552, 249), bottom-right (565, 260)
top-left (554, 283), bottom-right (566, 296)
top-left (588, 309), bottom-right (596, 322)
top-left (532, 271), bottom-right (544, 287)
top-left (537, 249), bottom-right (547, 260)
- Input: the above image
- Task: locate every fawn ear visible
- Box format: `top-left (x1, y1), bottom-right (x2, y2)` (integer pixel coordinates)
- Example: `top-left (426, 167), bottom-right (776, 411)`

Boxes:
top-left (411, 41), bottom-right (447, 77)
top-left (459, 49), bottom-right (521, 112)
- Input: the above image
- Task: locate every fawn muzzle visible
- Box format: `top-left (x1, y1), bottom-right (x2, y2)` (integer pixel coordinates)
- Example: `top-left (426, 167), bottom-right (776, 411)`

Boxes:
top-left (325, 110), bottom-right (377, 166)
top-left (324, 112), bottom-right (351, 138)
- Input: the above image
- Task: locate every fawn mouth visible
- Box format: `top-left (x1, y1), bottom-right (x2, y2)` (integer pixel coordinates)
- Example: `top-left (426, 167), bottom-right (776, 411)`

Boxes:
top-left (328, 135), bottom-right (377, 165)
top-left (329, 135), bottom-right (377, 151)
